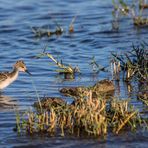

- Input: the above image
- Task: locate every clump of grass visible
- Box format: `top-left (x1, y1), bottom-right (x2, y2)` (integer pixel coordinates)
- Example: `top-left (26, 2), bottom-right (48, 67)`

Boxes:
top-left (112, 0), bottom-right (130, 30)
top-left (32, 15), bottom-right (77, 38)
top-left (15, 91), bottom-right (145, 137)
top-left (138, 84), bottom-right (148, 106)
top-left (111, 43), bottom-right (148, 82)
top-left (31, 19), bottom-right (64, 38)
top-left (133, 17), bottom-right (148, 26)
top-left (139, 0), bottom-right (148, 9)
top-left (108, 98), bottom-right (141, 134)
top-left (31, 25), bottom-right (64, 38)
top-left (36, 48), bottom-right (80, 79)
top-left (112, 0), bottom-right (148, 28)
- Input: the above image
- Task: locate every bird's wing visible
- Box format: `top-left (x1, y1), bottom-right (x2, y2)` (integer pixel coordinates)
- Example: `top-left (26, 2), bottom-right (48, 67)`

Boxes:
top-left (0, 72), bottom-right (9, 82)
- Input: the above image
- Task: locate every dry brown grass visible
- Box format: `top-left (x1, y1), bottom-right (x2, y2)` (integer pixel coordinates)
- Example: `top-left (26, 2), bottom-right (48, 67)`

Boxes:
top-left (15, 91), bottom-right (144, 137)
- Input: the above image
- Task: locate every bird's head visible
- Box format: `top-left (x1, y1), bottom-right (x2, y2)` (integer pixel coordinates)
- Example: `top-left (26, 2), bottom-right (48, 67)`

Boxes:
top-left (14, 60), bottom-right (31, 75)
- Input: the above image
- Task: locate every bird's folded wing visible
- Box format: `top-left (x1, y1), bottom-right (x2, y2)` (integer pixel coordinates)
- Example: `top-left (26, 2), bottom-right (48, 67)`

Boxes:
top-left (0, 72), bottom-right (9, 82)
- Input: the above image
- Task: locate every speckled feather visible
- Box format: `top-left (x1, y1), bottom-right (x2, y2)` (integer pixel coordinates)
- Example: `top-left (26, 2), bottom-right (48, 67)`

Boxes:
top-left (0, 72), bottom-right (9, 82)
top-left (0, 60), bottom-right (29, 90)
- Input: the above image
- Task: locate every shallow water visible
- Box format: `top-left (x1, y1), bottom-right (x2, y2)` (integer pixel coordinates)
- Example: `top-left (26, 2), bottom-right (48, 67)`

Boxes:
top-left (0, 0), bottom-right (148, 147)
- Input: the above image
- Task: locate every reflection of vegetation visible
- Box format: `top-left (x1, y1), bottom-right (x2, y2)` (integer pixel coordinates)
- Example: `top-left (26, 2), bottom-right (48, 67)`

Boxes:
top-left (15, 92), bottom-right (145, 137)
top-left (111, 43), bottom-right (148, 82)
top-left (112, 0), bottom-right (148, 29)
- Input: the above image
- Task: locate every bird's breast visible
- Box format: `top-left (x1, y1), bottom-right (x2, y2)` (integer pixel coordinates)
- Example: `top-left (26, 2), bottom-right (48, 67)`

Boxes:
top-left (0, 71), bottom-right (19, 89)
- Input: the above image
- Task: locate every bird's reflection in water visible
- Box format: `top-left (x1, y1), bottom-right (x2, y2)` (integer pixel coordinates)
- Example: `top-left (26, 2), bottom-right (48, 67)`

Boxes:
top-left (0, 95), bottom-right (18, 111)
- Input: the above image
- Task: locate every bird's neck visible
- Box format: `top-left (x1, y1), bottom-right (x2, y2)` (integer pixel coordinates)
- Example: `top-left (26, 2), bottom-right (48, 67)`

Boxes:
top-left (10, 68), bottom-right (19, 81)
top-left (12, 67), bottom-right (19, 74)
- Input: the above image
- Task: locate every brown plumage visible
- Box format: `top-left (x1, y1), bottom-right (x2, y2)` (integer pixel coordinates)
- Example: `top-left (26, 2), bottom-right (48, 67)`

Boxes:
top-left (0, 60), bottom-right (31, 90)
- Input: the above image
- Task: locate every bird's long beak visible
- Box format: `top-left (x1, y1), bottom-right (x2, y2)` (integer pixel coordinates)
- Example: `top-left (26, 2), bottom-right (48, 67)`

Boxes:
top-left (25, 69), bottom-right (32, 76)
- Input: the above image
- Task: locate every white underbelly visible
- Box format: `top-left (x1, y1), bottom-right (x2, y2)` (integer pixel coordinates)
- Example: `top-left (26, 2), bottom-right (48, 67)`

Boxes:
top-left (0, 79), bottom-right (12, 89)
top-left (0, 72), bottom-right (18, 90)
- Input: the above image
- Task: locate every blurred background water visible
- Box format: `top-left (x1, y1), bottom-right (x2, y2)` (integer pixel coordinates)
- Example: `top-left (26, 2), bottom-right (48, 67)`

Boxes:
top-left (0, 0), bottom-right (147, 147)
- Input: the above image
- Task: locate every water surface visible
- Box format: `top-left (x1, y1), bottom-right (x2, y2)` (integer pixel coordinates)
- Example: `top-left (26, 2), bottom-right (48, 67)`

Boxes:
top-left (0, 0), bottom-right (148, 147)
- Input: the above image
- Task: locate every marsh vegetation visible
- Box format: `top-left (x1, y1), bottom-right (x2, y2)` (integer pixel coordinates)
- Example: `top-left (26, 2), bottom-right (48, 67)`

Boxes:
top-left (15, 90), bottom-right (146, 137)
top-left (15, 47), bottom-right (148, 137)
top-left (112, 0), bottom-right (148, 30)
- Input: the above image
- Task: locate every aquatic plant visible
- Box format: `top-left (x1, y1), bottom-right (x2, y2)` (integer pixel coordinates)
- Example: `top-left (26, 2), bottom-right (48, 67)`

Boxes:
top-left (107, 98), bottom-right (141, 134)
top-left (112, 0), bottom-right (148, 28)
top-left (89, 56), bottom-right (108, 73)
top-left (32, 15), bottom-right (77, 38)
top-left (111, 43), bottom-right (148, 82)
top-left (69, 16), bottom-right (77, 33)
top-left (138, 83), bottom-right (148, 106)
top-left (31, 25), bottom-right (64, 38)
top-left (15, 91), bottom-right (145, 137)
top-left (139, 0), bottom-right (148, 9)
top-left (36, 49), bottom-right (80, 79)
top-left (133, 16), bottom-right (148, 26)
